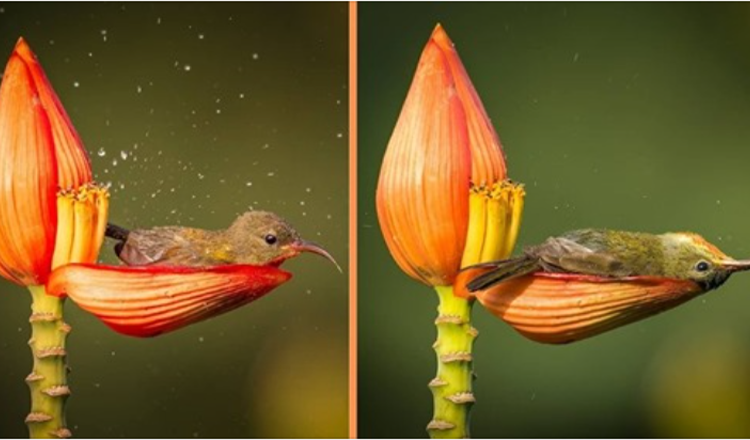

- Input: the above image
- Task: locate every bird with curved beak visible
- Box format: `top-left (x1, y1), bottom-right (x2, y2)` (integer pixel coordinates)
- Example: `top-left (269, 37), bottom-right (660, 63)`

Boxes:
top-left (459, 229), bottom-right (750, 344)
top-left (105, 210), bottom-right (341, 272)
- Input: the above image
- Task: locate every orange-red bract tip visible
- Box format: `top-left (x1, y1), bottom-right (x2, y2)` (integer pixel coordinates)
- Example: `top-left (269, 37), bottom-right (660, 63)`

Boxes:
top-left (14, 37), bottom-right (34, 59)
top-left (47, 264), bottom-right (292, 338)
top-left (429, 24), bottom-right (507, 185)
top-left (475, 273), bottom-right (703, 344)
top-left (10, 38), bottom-right (92, 190)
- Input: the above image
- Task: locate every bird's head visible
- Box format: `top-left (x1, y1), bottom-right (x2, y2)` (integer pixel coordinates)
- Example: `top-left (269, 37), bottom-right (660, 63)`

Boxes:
top-left (227, 211), bottom-right (340, 271)
top-left (662, 232), bottom-right (750, 290)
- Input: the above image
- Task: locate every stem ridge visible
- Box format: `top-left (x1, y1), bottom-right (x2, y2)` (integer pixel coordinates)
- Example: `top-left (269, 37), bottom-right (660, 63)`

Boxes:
top-left (27, 286), bottom-right (70, 439)
top-left (428, 286), bottom-right (476, 439)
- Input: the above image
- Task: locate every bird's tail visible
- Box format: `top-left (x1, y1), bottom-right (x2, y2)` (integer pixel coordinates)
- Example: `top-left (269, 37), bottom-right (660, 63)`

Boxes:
top-left (105, 223), bottom-right (130, 242)
top-left (465, 256), bottom-right (541, 292)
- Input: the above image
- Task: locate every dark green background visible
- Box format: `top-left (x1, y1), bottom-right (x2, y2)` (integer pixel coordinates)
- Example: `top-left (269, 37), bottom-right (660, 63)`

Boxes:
top-left (0, 3), bottom-right (348, 438)
top-left (359, 3), bottom-right (750, 438)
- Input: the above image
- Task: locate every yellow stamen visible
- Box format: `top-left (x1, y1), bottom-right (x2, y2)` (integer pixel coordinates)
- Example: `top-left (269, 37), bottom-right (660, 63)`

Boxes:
top-left (51, 192), bottom-right (75, 270)
top-left (52, 184), bottom-right (110, 269)
top-left (461, 180), bottom-right (525, 269)
top-left (501, 183), bottom-right (525, 258)
top-left (89, 190), bottom-right (109, 263)
top-left (460, 186), bottom-right (487, 268)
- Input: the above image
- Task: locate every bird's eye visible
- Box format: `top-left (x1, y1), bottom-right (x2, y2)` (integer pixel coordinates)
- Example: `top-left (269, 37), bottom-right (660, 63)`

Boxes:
top-left (264, 234), bottom-right (278, 245)
top-left (695, 261), bottom-right (710, 272)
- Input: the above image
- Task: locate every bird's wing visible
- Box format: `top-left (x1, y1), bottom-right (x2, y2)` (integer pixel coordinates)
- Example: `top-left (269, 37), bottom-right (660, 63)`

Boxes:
top-left (465, 256), bottom-right (540, 292)
top-left (118, 228), bottom-right (203, 267)
top-left (465, 234), bottom-right (631, 293)
top-left (533, 237), bottom-right (628, 277)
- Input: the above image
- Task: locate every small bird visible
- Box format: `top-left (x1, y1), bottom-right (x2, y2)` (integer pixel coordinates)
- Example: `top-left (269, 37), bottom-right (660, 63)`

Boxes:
top-left (461, 229), bottom-right (750, 344)
top-left (105, 210), bottom-right (340, 271)
top-left (467, 229), bottom-right (750, 292)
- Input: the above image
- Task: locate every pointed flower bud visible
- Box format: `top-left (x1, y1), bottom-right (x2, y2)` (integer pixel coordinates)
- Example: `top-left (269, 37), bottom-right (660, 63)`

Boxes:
top-left (47, 264), bottom-right (292, 337)
top-left (376, 25), bottom-right (524, 287)
top-left (0, 39), bottom-right (104, 286)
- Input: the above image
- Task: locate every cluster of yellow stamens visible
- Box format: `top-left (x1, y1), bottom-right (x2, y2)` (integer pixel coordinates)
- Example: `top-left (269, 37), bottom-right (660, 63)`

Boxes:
top-left (461, 180), bottom-right (525, 268)
top-left (52, 184), bottom-right (109, 270)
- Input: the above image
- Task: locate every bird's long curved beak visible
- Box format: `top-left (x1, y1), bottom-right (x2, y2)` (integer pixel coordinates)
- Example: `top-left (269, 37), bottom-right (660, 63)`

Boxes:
top-left (721, 259), bottom-right (750, 272)
top-left (291, 240), bottom-right (342, 273)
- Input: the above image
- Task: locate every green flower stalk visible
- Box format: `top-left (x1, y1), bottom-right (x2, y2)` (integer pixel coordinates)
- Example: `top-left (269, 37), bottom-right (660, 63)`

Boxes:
top-left (428, 286), bottom-right (476, 438)
top-left (0, 39), bottom-right (109, 438)
top-left (376, 25), bottom-right (525, 438)
top-left (26, 287), bottom-right (71, 439)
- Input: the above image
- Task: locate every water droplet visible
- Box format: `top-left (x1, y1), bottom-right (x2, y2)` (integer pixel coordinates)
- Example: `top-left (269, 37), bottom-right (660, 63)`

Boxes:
top-left (239, 93), bottom-right (245, 99)
top-left (267, 171), bottom-right (275, 177)
top-left (73, 81), bottom-right (80, 88)
top-left (198, 34), bottom-right (205, 40)
top-left (337, 133), bottom-right (343, 138)
top-left (252, 53), bottom-right (259, 60)
top-left (156, 17), bottom-right (162, 25)
top-left (136, 85), bottom-right (142, 94)
top-left (120, 151), bottom-right (128, 160)
top-left (97, 148), bottom-right (106, 157)
top-left (112, 159), bottom-right (118, 166)
top-left (184, 64), bottom-right (191, 72)
top-left (246, 181), bottom-right (253, 187)
top-left (198, 173), bottom-right (205, 180)
top-left (305, 187), bottom-right (312, 193)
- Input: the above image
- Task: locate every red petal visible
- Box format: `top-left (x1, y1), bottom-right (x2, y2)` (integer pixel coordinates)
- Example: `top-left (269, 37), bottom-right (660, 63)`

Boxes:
top-left (13, 38), bottom-right (92, 189)
top-left (0, 50), bottom-right (58, 285)
top-left (47, 264), bottom-right (292, 337)
top-left (475, 273), bottom-right (703, 344)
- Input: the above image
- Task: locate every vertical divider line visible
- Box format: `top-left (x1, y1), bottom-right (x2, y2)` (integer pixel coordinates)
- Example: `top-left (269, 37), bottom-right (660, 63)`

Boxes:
top-left (348, 1), bottom-right (358, 438)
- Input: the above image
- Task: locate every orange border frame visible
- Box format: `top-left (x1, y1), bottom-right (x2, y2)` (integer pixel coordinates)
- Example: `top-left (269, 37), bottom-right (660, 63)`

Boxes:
top-left (348, 2), bottom-right (358, 438)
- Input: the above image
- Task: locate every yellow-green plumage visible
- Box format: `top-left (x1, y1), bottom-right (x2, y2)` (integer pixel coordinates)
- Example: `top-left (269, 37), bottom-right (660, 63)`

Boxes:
top-left (468, 228), bottom-right (748, 293)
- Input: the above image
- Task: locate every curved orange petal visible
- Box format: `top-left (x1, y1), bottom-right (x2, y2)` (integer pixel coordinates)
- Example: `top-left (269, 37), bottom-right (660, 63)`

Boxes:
top-left (47, 264), bottom-right (292, 337)
top-left (475, 273), bottom-right (703, 344)
top-left (430, 24), bottom-right (506, 185)
top-left (0, 51), bottom-right (58, 285)
top-left (376, 40), bottom-right (471, 286)
top-left (13, 38), bottom-right (92, 189)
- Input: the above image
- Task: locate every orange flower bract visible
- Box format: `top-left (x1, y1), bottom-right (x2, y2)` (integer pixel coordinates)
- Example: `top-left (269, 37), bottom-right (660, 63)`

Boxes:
top-left (47, 264), bottom-right (293, 337)
top-left (376, 25), bottom-right (523, 287)
top-left (0, 38), bottom-right (98, 286)
top-left (475, 273), bottom-right (703, 344)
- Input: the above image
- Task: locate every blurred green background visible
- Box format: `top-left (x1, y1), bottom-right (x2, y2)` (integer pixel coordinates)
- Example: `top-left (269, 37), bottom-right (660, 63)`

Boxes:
top-left (359, 3), bottom-right (750, 438)
top-left (0, 3), bottom-right (348, 438)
